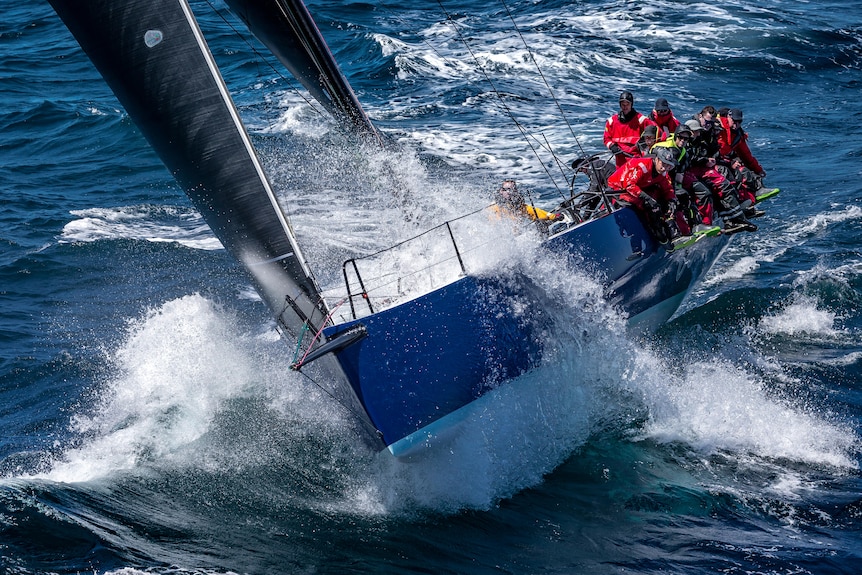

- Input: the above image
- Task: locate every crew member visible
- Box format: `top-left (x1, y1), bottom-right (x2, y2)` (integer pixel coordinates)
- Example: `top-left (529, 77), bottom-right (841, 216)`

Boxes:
top-left (603, 91), bottom-right (654, 167)
top-left (494, 180), bottom-right (563, 232)
top-left (607, 147), bottom-right (680, 245)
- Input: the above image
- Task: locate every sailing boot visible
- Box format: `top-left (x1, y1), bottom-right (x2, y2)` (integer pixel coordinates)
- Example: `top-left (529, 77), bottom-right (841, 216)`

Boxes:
top-left (665, 217), bottom-right (682, 240)
top-left (744, 206), bottom-right (766, 219)
top-left (725, 216), bottom-right (758, 233)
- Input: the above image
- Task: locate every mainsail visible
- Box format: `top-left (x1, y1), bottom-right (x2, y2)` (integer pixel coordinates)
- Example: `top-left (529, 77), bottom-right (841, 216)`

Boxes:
top-left (48, 0), bottom-right (330, 336)
top-left (224, 0), bottom-right (379, 138)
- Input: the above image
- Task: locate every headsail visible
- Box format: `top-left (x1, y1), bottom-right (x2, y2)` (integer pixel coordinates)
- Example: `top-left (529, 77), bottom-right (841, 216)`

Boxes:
top-left (48, 0), bottom-right (330, 335)
top-left (224, 0), bottom-right (380, 138)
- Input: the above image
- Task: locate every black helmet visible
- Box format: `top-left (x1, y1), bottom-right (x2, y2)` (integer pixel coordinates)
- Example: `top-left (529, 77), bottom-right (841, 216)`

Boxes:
top-left (653, 147), bottom-right (678, 168)
top-left (619, 91), bottom-right (634, 103)
top-left (674, 125), bottom-right (693, 139)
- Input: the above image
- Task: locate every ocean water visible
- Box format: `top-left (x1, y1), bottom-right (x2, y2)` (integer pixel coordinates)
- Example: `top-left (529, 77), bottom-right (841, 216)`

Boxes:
top-left (2, 0), bottom-right (861, 573)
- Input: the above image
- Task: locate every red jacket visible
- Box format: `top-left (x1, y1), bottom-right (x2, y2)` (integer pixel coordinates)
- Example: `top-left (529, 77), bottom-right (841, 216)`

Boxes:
top-left (604, 110), bottom-right (654, 164)
top-left (607, 157), bottom-right (676, 210)
top-left (648, 111), bottom-right (681, 141)
top-left (718, 116), bottom-right (763, 174)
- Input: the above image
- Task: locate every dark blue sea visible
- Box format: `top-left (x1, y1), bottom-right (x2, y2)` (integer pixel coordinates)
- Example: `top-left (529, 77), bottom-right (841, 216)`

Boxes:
top-left (2, 0), bottom-right (862, 573)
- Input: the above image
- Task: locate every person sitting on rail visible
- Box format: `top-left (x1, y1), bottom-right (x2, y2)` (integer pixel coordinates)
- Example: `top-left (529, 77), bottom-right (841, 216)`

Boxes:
top-left (607, 147), bottom-right (681, 246)
top-left (652, 125), bottom-right (697, 234)
top-left (717, 108), bottom-right (769, 219)
top-left (682, 119), bottom-right (757, 233)
top-left (493, 180), bottom-right (563, 233)
top-left (635, 125), bottom-right (659, 157)
top-left (693, 105), bottom-right (722, 159)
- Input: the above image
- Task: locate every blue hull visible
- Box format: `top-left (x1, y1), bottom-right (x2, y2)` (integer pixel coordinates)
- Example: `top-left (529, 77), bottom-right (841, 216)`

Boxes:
top-left (548, 207), bottom-right (727, 331)
top-left (322, 207), bottom-right (727, 453)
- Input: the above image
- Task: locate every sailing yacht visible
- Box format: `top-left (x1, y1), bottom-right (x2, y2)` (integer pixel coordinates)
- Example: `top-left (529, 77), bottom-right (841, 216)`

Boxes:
top-left (46, 0), bottom-right (728, 457)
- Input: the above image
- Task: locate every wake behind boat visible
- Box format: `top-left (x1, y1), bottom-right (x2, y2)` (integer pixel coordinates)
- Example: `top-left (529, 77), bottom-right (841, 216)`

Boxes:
top-left (45, 0), bottom-right (774, 458)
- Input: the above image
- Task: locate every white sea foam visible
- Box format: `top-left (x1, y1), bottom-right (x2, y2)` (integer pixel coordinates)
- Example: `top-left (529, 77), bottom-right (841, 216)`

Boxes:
top-left (267, 90), bottom-right (335, 137)
top-left (794, 259), bottom-right (862, 288)
top-left (630, 354), bottom-right (859, 470)
top-left (60, 205), bottom-right (222, 250)
top-left (35, 295), bottom-right (291, 483)
top-left (759, 294), bottom-right (844, 338)
top-left (822, 351), bottom-right (862, 367)
top-left (786, 204), bottom-right (862, 236)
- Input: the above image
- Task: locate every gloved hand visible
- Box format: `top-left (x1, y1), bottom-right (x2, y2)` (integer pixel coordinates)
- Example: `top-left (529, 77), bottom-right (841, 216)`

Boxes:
top-left (639, 191), bottom-right (660, 210)
top-left (609, 143), bottom-right (623, 155)
top-left (756, 170), bottom-right (766, 178)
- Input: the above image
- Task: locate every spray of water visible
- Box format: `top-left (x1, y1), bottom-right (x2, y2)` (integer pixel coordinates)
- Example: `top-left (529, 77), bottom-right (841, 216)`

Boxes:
top-left (33, 122), bottom-right (860, 516)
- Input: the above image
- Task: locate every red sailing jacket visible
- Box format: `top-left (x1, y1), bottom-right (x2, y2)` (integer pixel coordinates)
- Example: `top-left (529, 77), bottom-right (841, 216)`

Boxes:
top-left (649, 111), bottom-right (681, 141)
top-left (607, 157), bottom-right (676, 209)
top-left (718, 116), bottom-right (764, 174)
top-left (604, 110), bottom-right (653, 161)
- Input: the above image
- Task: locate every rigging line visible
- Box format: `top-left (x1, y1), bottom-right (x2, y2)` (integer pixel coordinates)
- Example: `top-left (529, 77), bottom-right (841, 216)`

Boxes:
top-left (348, 203), bottom-right (489, 261)
top-left (498, 0), bottom-right (578, 144)
top-left (513, 127), bottom-right (578, 200)
top-left (541, 133), bottom-right (572, 202)
top-left (385, 11), bottom-right (533, 150)
top-left (497, 0), bottom-right (601, 189)
top-left (291, 321), bottom-right (311, 364)
top-left (295, 299), bottom-right (348, 367)
top-left (275, 302), bottom-right (379, 438)
top-left (200, 0), bottom-right (325, 117)
top-left (200, 0), bottom-right (339, 299)
top-left (380, 0), bottom-right (519, 126)
top-left (436, 0), bottom-right (562, 194)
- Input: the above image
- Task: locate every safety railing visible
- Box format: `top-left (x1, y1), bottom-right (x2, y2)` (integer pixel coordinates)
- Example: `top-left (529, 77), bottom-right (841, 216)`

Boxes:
top-left (330, 190), bottom-right (616, 321)
top-left (339, 216), bottom-right (476, 320)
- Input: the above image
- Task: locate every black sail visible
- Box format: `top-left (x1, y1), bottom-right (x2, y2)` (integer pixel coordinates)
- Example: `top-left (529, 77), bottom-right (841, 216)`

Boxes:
top-left (48, 0), bottom-right (330, 335)
top-left (223, 0), bottom-right (379, 138)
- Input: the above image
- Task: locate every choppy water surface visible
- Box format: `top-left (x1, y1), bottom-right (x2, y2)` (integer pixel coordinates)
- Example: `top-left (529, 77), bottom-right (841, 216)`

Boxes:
top-left (1, 0), bottom-right (861, 573)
